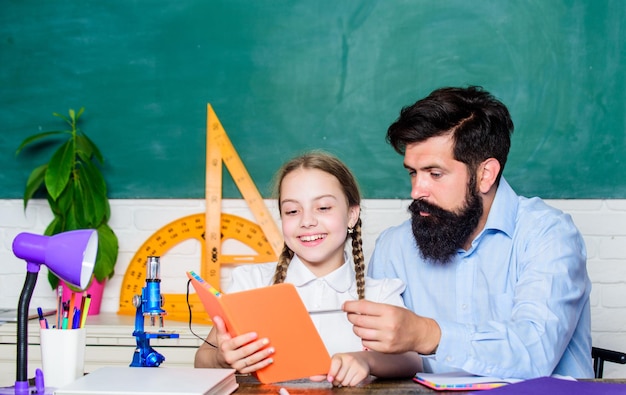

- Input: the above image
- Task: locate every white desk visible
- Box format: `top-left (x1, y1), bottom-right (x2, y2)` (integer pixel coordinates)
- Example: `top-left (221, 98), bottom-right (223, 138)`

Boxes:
top-left (0, 313), bottom-right (212, 386)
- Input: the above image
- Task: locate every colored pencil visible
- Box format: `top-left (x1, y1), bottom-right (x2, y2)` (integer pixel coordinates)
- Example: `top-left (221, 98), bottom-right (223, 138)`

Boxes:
top-left (80, 294), bottom-right (92, 328)
top-left (56, 285), bottom-right (63, 329)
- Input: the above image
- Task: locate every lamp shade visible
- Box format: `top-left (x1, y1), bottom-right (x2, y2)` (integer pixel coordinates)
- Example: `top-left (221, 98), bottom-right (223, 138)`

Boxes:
top-left (12, 229), bottom-right (98, 290)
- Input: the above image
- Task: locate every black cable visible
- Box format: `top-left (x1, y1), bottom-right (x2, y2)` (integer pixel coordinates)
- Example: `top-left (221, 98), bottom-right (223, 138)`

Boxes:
top-left (186, 279), bottom-right (217, 348)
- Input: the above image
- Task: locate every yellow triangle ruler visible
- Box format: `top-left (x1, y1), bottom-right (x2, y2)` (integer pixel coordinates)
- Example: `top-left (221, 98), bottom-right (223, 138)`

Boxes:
top-left (205, 103), bottom-right (283, 286)
top-left (118, 104), bottom-right (283, 323)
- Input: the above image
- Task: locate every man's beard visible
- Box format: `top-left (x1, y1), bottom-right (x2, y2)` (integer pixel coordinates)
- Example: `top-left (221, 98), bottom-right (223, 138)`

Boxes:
top-left (409, 179), bottom-right (483, 265)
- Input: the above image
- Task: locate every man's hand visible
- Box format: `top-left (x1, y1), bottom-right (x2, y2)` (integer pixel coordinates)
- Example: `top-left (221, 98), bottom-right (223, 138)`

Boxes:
top-left (343, 300), bottom-right (441, 355)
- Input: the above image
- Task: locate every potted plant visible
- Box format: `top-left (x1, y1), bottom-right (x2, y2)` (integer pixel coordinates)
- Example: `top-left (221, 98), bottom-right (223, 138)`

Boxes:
top-left (16, 107), bottom-right (118, 312)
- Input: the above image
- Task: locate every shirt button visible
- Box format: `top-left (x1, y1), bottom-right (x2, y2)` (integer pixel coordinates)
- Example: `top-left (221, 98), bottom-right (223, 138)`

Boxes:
top-left (461, 304), bottom-right (468, 310)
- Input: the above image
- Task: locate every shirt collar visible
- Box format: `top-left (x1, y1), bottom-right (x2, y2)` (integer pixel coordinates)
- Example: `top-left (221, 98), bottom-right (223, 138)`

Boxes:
top-left (482, 177), bottom-right (518, 238)
top-left (286, 252), bottom-right (355, 293)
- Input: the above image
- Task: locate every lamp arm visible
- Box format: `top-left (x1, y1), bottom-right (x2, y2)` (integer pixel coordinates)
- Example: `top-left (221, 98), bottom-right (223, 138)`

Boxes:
top-left (16, 271), bottom-right (38, 388)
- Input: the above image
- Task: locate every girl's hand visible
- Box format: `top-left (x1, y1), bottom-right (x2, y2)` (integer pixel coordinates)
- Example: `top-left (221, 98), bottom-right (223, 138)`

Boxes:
top-left (310, 352), bottom-right (370, 387)
top-left (213, 316), bottom-right (275, 373)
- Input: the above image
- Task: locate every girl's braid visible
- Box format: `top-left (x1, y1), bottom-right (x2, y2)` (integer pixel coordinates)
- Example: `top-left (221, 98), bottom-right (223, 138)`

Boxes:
top-left (351, 217), bottom-right (365, 300)
top-left (272, 243), bottom-right (294, 284)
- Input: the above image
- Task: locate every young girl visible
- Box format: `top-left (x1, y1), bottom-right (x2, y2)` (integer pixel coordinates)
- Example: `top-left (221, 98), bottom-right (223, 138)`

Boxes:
top-left (194, 151), bottom-right (422, 386)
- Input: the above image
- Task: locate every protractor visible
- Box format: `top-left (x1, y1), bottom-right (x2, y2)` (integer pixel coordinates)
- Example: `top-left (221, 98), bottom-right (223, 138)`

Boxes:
top-left (117, 213), bottom-right (277, 324)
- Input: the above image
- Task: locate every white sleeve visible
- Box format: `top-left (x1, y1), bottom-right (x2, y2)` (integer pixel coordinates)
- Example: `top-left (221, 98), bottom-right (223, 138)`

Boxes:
top-left (225, 262), bottom-right (277, 293)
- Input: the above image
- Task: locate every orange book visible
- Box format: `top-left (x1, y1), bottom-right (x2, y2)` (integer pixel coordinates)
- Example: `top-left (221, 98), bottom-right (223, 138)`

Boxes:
top-left (187, 271), bottom-right (331, 384)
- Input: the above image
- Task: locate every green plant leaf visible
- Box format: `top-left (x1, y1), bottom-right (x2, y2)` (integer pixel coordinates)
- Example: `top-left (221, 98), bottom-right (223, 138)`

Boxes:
top-left (48, 270), bottom-right (60, 290)
top-left (82, 159), bottom-right (107, 197)
top-left (52, 111), bottom-right (71, 124)
top-left (45, 140), bottom-right (74, 200)
top-left (72, 178), bottom-right (92, 226)
top-left (23, 164), bottom-right (47, 209)
top-left (15, 130), bottom-right (68, 155)
top-left (103, 198), bottom-right (111, 222)
top-left (51, 184), bottom-right (79, 231)
top-left (79, 166), bottom-right (105, 226)
top-left (76, 134), bottom-right (104, 164)
top-left (75, 135), bottom-right (94, 160)
top-left (93, 224), bottom-right (118, 281)
top-left (80, 162), bottom-right (106, 225)
top-left (65, 203), bottom-right (80, 230)
top-left (79, 133), bottom-right (104, 164)
top-left (49, 182), bottom-right (72, 218)
top-left (44, 217), bottom-right (63, 236)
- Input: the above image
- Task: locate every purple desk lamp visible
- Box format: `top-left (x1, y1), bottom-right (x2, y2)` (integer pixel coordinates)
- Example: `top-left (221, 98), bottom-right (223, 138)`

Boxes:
top-left (0, 229), bottom-right (98, 395)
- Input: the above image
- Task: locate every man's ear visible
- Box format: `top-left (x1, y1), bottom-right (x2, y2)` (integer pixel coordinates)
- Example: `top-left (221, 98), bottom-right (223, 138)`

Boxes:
top-left (478, 158), bottom-right (500, 194)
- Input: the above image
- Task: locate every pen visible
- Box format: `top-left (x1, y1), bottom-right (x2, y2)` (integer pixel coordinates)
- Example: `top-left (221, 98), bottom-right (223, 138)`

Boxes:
top-left (37, 307), bottom-right (47, 329)
top-left (60, 301), bottom-right (69, 329)
top-left (79, 292), bottom-right (87, 318)
top-left (62, 308), bottom-right (69, 330)
top-left (80, 294), bottom-right (92, 328)
top-left (68, 291), bottom-right (77, 326)
top-left (72, 307), bottom-right (81, 329)
top-left (307, 308), bottom-right (343, 315)
top-left (56, 285), bottom-right (63, 329)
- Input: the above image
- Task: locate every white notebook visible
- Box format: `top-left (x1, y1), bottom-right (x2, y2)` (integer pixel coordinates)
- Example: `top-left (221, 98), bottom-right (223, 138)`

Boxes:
top-left (0, 308), bottom-right (55, 322)
top-left (53, 367), bottom-right (238, 395)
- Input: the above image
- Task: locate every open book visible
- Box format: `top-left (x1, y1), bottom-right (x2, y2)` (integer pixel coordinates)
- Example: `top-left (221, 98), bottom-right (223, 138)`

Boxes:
top-left (187, 271), bottom-right (331, 383)
top-left (414, 372), bottom-right (522, 391)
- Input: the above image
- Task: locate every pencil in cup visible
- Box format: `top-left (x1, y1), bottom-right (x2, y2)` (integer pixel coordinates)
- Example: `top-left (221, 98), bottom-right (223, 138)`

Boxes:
top-left (37, 307), bottom-right (49, 329)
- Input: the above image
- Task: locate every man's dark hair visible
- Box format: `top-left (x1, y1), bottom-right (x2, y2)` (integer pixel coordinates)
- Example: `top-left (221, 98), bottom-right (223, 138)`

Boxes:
top-left (387, 86), bottom-right (514, 183)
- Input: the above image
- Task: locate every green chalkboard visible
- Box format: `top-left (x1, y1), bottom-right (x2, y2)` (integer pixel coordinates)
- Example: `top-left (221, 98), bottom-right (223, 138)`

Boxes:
top-left (2, 1), bottom-right (625, 199)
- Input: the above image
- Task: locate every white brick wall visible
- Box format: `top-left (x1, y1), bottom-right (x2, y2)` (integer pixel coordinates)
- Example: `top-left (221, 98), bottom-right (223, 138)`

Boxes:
top-left (1, 198), bottom-right (625, 378)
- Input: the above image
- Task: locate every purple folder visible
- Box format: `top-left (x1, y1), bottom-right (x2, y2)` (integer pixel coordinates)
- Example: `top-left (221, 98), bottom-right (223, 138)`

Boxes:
top-left (487, 376), bottom-right (626, 395)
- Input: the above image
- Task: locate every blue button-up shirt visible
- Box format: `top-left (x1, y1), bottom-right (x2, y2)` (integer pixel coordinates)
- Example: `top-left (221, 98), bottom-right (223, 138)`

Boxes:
top-left (368, 178), bottom-right (593, 379)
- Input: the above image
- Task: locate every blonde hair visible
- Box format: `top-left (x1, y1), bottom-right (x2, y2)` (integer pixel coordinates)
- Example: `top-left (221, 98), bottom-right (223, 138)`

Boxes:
top-left (271, 151), bottom-right (365, 299)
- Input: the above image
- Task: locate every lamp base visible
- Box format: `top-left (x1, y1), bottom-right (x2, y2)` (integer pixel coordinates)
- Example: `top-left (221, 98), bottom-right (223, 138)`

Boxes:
top-left (0, 369), bottom-right (51, 395)
top-left (0, 385), bottom-right (54, 395)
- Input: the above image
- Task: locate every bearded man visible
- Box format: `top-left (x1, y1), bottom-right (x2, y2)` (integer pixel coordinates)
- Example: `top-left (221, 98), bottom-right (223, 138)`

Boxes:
top-left (343, 86), bottom-right (593, 379)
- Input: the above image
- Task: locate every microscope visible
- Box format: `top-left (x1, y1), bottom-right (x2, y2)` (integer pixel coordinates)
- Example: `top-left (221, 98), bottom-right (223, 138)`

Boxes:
top-left (130, 256), bottom-right (179, 367)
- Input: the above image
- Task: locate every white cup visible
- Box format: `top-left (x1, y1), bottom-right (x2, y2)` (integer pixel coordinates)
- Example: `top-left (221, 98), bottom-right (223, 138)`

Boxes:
top-left (39, 327), bottom-right (86, 388)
